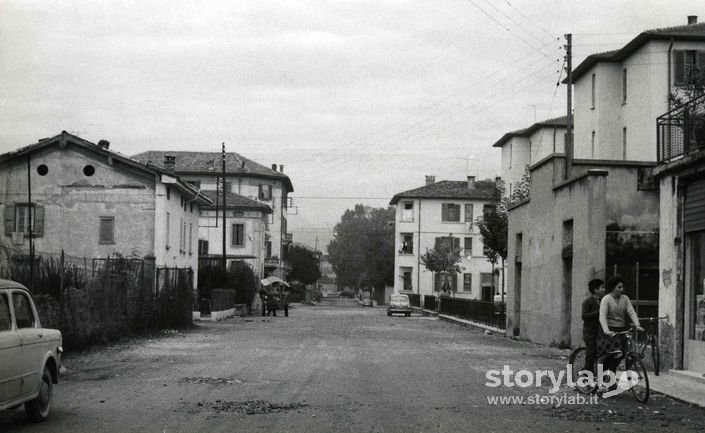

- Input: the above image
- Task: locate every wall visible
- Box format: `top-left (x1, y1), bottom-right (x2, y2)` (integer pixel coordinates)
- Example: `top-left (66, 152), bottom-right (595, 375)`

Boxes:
top-left (658, 173), bottom-right (680, 371)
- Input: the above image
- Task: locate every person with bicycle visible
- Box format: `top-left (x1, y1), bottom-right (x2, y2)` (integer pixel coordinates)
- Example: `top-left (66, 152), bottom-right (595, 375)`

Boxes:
top-left (598, 275), bottom-right (643, 384)
top-left (581, 278), bottom-right (605, 373)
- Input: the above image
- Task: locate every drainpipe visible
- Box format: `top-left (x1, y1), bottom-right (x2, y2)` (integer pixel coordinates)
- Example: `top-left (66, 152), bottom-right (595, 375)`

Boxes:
top-left (416, 200), bottom-right (421, 296)
top-left (668, 38), bottom-right (674, 113)
top-left (667, 38), bottom-right (674, 163)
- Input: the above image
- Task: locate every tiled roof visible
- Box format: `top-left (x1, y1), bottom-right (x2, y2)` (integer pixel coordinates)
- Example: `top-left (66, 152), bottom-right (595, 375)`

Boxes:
top-left (492, 115), bottom-right (569, 148)
top-left (571, 21), bottom-right (705, 82)
top-left (131, 150), bottom-right (293, 192)
top-left (389, 180), bottom-right (499, 205)
top-left (200, 190), bottom-right (272, 213)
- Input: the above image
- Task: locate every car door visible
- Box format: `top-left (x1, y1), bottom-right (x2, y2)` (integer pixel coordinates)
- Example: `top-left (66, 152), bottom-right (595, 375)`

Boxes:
top-left (12, 290), bottom-right (44, 398)
top-left (0, 291), bottom-right (22, 404)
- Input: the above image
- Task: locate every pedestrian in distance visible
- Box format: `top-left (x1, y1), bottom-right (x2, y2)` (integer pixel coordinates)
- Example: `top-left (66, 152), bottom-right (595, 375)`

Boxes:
top-left (581, 278), bottom-right (605, 373)
top-left (597, 275), bottom-right (643, 384)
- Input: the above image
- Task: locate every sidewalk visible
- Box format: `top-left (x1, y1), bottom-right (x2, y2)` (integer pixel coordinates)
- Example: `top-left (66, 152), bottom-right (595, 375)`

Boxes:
top-left (650, 370), bottom-right (705, 407)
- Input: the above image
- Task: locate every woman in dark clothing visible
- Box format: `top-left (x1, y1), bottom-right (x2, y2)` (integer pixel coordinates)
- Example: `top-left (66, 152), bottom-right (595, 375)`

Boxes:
top-left (581, 278), bottom-right (605, 372)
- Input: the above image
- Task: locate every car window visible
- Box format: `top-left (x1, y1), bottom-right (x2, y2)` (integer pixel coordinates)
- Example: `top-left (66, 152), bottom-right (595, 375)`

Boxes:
top-left (391, 295), bottom-right (409, 302)
top-left (12, 292), bottom-right (35, 329)
top-left (0, 293), bottom-right (10, 331)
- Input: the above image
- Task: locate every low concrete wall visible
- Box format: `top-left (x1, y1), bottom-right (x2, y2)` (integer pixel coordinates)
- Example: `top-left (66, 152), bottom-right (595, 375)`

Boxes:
top-left (210, 308), bottom-right (235, 321)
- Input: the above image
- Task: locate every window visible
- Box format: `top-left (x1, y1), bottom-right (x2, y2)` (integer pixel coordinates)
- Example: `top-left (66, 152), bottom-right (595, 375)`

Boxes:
top-left (14, 204), bottom-right (35, 234)
top-left (400, 233), bottom-right (413, 254)
top-left (401, 202), bottom-right (414, 222)
top-left (189, 223), bottom-right (193, 254)
top-left (591, 131), bottom-right (596, 158)
top-left (13, 293), bottom-right (35, 329)
top-left (591, 73), bottom-right (596, 109)
top-left (463, 273), bottom-right (472, 292)
top-left (622, 68), bottom-right (627, 103)
top-left (464, 237), bottom-right (473, 256)
top-left (434, 273), bottom-right (457, 292)
top-left (258, 184), bottom-right (272, 200)
top-left (482, 204), bottom-right (495, 218)
top-left (441, 203), bottom-right (460, 222)
top-left (674, 50), bottom-right (705, 85)
top-left (232, 223), bottom-right (244, 247)
top-left (435, 236), bottom-right (460, 250)
top-left (166, 212), bottom-right (170, 249)
top-left (622, 127), bottom-right (627, 160)
top-left (0, 294), bottom-right (10, 331)
top-left (166, 187), bottom-right (170, 200)
top-left (99, 217), bottom-right (115, 244)
top-left (265, 241), bottom-right (272, 258)
top-left (481, 272), bottom-right (494, 301)
top-left (198, 240), bottom-right (209, 256)
top-left (464, 204), bottom-right (473, 223)
top-left (402, 269), bottom-right (412, 291)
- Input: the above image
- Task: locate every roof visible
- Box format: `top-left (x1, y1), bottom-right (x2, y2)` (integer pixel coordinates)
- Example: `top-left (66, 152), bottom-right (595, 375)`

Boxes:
top-left (570, 21), bottom-right (705, 82)
top-left (389, 180), bottom-right (500, 205)
top-left (200, 190), bottom-right (272, 213)
top-left (0, 131), bottom-right (213, 206)
top-left (491, 115), bottom-right (569, 148)
top-left (131, 150), bottom-right (294, 192)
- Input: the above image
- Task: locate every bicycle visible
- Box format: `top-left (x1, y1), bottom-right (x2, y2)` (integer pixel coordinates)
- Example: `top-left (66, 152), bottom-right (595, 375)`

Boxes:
top-left (568, 327), bottom-right (650, 403)
top-left (635, 316), bottom-right (667, 376)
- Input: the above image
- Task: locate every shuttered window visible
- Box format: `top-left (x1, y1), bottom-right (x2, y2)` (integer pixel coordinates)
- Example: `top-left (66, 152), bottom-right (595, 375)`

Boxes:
top-left (232, 223), bottom-right (245, 247)
top-left (99, 217), bottom-right (115, 244)
top-left (259, 184), bottom-right (272, 200)
top-left (674, 50), bottom-right (705, 86)
top-left (464, 204), bottom-right (473, 223)
top-left (441, 203), bottom-right (460, 222)
top-left (4, 203), bottom-right (44, 237)
top-left (435, 236), bottom-right (460, 250)
top-left (685, 178), bottom-right (705, 233)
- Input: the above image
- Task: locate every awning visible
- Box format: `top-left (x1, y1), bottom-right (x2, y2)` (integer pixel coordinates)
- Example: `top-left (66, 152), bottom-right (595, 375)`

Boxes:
top-left (261, 276), bottom-right (290, 287)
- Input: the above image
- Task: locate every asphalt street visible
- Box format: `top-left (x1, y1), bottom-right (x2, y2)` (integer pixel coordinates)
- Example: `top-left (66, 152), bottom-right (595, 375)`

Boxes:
top-left (2, 298), bottom-right (705, 432)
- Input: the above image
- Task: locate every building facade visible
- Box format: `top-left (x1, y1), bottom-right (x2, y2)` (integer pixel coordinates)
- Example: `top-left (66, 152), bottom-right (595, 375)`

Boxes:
top-left (390, 176), bottom-right (501, 302)
top-left (0, 132), bottom-right (211, 290)
top-left (131, 151), bottom-right (294, 280)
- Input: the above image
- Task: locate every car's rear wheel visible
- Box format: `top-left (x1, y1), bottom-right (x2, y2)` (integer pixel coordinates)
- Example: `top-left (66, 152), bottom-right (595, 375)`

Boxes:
top-left (25, 366), bottom-right (53, 423)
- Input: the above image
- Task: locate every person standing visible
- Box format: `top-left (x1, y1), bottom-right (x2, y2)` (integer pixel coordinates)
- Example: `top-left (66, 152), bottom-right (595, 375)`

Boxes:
top-left (581, 278), bottom-right (605, 372)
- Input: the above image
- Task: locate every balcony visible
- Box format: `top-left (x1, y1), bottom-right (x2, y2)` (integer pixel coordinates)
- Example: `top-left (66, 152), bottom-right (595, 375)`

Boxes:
top-left (657, 93), bottom-right (705, 164)
top-left (283, 233), bottom-right (293, 244)
top-left (264, 257), bottom-right (279, 268)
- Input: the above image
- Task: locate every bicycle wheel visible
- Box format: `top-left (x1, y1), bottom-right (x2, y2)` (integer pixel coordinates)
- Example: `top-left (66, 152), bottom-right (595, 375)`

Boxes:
top-left (569, 347), bottom-right (596, 394)
top-left (626, 353), bottom-right (650, 403)
top-left (651, 336), bottom-right (660, 376)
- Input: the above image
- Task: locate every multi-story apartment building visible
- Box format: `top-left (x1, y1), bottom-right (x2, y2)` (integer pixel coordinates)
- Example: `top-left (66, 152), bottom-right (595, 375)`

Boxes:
top-left (389, 176), bottom-right (501, 302)
top-left (131, 151), bottom-right (294, 281)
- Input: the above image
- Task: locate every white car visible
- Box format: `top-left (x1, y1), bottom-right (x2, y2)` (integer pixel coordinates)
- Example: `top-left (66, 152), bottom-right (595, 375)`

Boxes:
top-left (0, 280), bottom-right (62, 422)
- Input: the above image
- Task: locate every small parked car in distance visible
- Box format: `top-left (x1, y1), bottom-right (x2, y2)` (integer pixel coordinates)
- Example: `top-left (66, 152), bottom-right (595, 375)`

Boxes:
top-left (361, 297), bottom-right (373, 307)
top-left (0, 279), bottom-right (63, 422)
top-left (387, 294), bottom-right (411, 317)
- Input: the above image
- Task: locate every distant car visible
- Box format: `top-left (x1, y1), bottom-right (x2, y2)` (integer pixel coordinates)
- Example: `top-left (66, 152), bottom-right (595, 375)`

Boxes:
top-left (361, 297), bottom-right (373, 307)
top-left (0, 280), bottom-right (63, 422)
top-left (387, 294), bottom-right (411, 317)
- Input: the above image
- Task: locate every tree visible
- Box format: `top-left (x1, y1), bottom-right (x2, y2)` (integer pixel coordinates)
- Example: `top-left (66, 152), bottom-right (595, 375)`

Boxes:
top-left (510, 165), bottom-right (531, 204)
top-left (419, 238), bottom-right (463, 294)
top-left (287, 245), bottom-right (321, 286)
top-left (327, 205), bottom-right (395, 296)
top-left (476, 186), bottom-right (508, 300)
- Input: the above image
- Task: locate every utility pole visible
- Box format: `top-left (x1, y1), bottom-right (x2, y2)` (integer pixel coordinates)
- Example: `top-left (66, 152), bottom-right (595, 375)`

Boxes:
top-left (221, 143), bottom-right (227, 273)
top-left (565, 33), bottom-right (573, 180)
top-left (27, 154), bottom-right (33, 291)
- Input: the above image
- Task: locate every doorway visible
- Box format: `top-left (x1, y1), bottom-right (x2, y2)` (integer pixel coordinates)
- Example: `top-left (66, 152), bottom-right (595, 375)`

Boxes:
top-left (685, 231), bottom-right (705, 373)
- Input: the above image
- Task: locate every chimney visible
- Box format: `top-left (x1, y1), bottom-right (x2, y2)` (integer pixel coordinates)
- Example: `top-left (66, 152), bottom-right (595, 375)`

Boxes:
top-left (97, 140), bottom-right (110, 149)
top-left (164, 155), bottom-right (176, 172)
top-left (279, 164), bottom-right (284, 173)
top-left (271, 164), bottom-right (277, 171)
top-left (425, 175), bottom-right (436, 186)
top-left (467, 176), bottom-right (476, 189)
top-left (495, 176), bottom-right (502, 184)
top-left (241, 160), bottom-right (245, 169)
top-left (688, 15), bottom-right (698, 25)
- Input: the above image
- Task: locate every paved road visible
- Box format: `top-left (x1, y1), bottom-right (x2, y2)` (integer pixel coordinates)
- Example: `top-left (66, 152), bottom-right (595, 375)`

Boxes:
top-left (2, 298), bottom-right (705, 432)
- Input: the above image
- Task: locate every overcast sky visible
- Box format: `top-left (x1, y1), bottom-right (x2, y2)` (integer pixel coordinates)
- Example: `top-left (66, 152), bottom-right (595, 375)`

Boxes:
top-left (0, 1), bottom-right (700, 250)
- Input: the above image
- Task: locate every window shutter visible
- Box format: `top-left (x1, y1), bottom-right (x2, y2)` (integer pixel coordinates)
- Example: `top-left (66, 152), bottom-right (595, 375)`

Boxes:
top-left (453, 237), bottom-right (460, 249)
top-left (697, 52), bottom-right (705, 77)
top-left (4, 205), bottom-right (14, 236)
top-left (441, 204), bottom-right (448, 221)
top-left (674, 50), bottom-right (685, 85)
top-left (99, 218), bottom-right (114, 244)
top-left (33, 206), bottom-right (44, 237)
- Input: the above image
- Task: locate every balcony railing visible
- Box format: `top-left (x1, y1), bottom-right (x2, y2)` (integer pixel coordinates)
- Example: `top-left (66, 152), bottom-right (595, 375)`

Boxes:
top-left (657, 93), bottom-right (705, 163)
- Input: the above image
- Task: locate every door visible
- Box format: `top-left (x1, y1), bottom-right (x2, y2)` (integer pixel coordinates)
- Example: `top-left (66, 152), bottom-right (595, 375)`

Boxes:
top-left (0, 292), bottom-right (22, 404)
top-left (685, 231), bottom-right (705, 373)
top-left (12, 291), bottom-right (44, 398)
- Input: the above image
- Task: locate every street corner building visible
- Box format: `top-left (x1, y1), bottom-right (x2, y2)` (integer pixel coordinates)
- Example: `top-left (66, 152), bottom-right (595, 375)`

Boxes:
top-left (496, 17), bottom-right (705, 376)
top-left (0, 131), bottom-right (212, 293)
